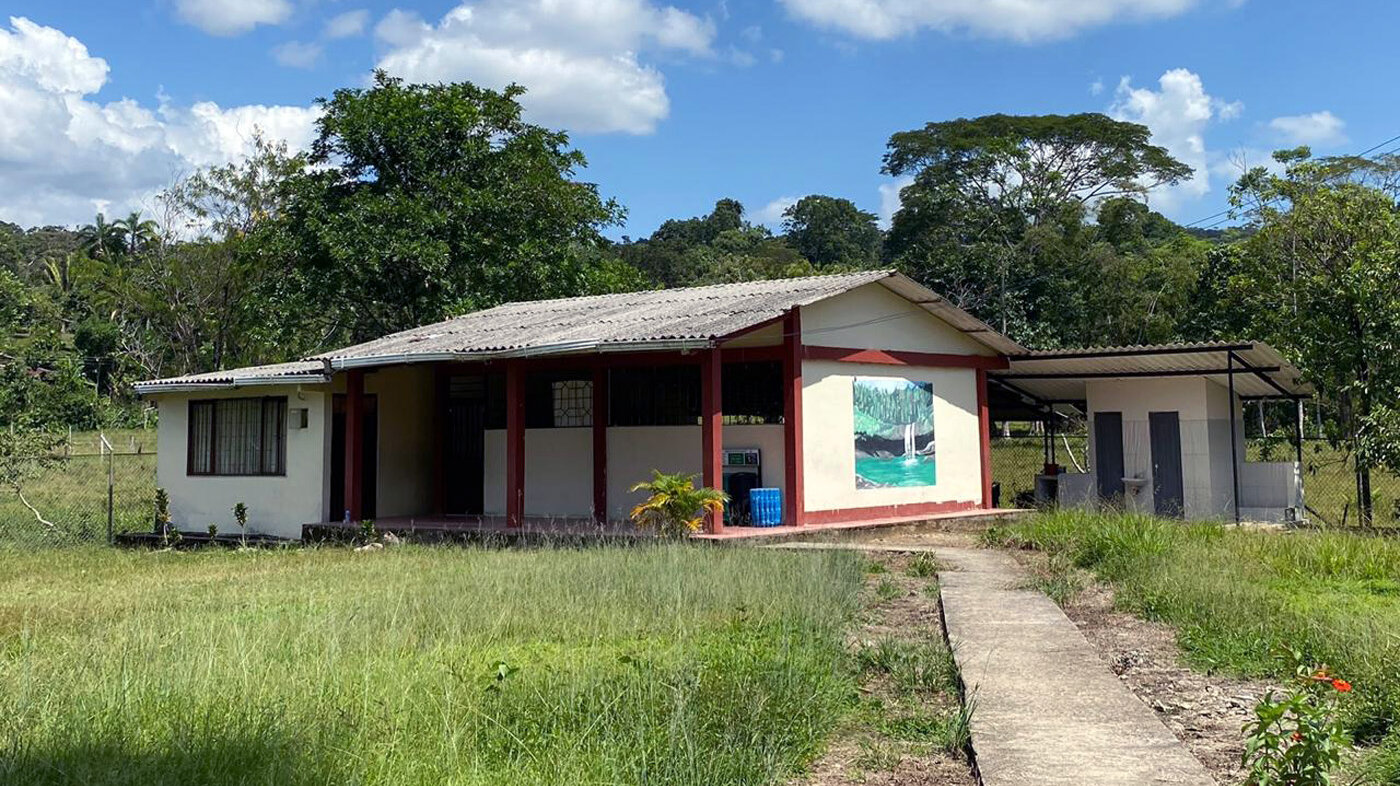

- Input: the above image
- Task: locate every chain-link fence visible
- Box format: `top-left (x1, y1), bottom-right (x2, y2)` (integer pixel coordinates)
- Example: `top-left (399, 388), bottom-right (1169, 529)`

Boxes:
top-left (0, 429), bottom-right (157, 548)
top-left (992, 429), bottom-right (1400, 528)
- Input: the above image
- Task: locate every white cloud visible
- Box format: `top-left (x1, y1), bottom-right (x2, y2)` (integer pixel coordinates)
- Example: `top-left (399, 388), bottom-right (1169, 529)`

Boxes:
top-left (174, 0), bottom-right (293, 36)
top-left (1089, 78), bottom-right (1104, 96)
top-left (1269, 110), bottom-right (1347, 147)
top-left (1108, 68), bottom-right (1240, 212)
top-left (324, 9), bottom-right (370, 39)
top-left (374, 0), bottom-right (716, 135)
top-left (0, 17), bottom-right (318, 227)
top-left (754, 195), bottom-right (798, 227)
top-left (779, 0), bottom-right (1206, 42)
top-left (272, 40), bottom-right (322, 69)
top-left (877, 176), bottom-right (913, 229)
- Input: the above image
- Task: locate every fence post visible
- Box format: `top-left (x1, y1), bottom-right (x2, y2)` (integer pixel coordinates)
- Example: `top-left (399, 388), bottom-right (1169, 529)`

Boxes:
top-left (101, 433), bottom-right (114, 545)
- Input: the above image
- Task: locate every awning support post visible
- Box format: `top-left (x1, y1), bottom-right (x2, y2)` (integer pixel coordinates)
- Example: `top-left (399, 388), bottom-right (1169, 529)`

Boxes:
top-left (1227, 351), bottom-right (1241, 525)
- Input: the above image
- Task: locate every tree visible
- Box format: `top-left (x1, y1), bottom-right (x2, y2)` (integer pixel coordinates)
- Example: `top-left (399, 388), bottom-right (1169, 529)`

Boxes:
top-left (115, 211), bottom-right (159, 254)
top-left (78, 214), bottom-right (124, 261)
top-left (882, 113), bottom-right (1192, 341)
top-left (1230, 149), bottom-right (1400, 524)
top-left (276, 72), bottom-right (630, 343)
top-left (781, 195), bottom-right (882, 269)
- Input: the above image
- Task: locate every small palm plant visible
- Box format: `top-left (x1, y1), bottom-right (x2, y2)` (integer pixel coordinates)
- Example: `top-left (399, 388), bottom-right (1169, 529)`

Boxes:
top-left (629, 471), bottom-right (727, 537)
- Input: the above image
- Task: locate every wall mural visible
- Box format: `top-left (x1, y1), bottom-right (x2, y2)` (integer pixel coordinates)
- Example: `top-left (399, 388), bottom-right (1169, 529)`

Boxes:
top-left (853, 376), bottom-right (937, 488)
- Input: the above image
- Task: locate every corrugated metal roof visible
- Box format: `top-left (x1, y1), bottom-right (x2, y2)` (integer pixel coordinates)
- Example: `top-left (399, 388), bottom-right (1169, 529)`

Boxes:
top-left (312, 270), bottom-right (1023, 365)
top-left (136, 270), bottom-right (1023, 393)
top-left (134, 361), bottom-right (328, 393)
top-left (991, 341), bottom-right (1312, 404)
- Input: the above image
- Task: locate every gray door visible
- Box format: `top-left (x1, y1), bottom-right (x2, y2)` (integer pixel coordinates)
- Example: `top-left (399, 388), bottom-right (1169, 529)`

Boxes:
top-left (1149, 411), bottom-right (1185, 518)
top-left (1094, 412), bottom-right (1125, 503)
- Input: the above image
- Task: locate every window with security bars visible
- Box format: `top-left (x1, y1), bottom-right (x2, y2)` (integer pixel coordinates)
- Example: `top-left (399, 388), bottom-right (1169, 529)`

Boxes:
top-left (188, 397), bottom-right (287, 476)
top-left (525, 372), bottom-right (593, 428)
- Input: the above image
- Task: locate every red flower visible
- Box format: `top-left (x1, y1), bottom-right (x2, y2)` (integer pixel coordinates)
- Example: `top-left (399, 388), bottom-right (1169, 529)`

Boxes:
top-left (1291, 732), bottom-right (1304, 742)
top-left (1332, 679), bottom-right (1352, 693)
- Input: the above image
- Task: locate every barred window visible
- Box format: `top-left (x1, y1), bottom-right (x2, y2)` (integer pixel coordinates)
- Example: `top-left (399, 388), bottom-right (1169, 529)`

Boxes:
top-left (609, 366), bottom-right (701, 426)
top-left (525, 372), bottom-right (593, 428)
top-left (188, 397), bottom-right (287, 476)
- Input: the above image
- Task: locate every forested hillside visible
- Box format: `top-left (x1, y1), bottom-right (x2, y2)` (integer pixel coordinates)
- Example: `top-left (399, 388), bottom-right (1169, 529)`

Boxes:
top-left (6, 73), bottom-right (1400, 519)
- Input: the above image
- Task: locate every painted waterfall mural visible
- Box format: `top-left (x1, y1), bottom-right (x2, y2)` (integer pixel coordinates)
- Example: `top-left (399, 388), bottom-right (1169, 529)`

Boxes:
top-left (853, 376), bottom-right (936, 488)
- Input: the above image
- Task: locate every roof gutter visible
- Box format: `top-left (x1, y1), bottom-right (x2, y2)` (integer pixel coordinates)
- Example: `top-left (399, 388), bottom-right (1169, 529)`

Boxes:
top-left (133, 374), bottom-right (331, 396)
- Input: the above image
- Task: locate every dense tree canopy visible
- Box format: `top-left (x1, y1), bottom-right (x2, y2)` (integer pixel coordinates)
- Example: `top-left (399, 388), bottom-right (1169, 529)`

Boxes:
top-left (781, 195), bottom-right (882, 269)
top-left (883, 113), bottom-right (1194, 345)
top-left (276, 72), bottom-right (634, 343)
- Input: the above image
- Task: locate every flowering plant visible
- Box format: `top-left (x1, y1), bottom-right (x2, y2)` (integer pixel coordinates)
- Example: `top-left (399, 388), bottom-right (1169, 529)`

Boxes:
top-left (1242, 647), bottom-right (1352, 786)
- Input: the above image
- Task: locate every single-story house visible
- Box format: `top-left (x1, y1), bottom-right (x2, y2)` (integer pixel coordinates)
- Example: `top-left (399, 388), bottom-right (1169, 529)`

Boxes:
top-left (135, 271), bottom-right (1314, 539)
top-left (135, 271), bottom-right (1020, 539)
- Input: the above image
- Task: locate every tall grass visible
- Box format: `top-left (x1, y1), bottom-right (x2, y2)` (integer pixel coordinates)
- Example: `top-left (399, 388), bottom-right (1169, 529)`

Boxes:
top-left (985, 511), bottom-right (1400, 781)
top-left (0, 543), bottom-right (863, 785)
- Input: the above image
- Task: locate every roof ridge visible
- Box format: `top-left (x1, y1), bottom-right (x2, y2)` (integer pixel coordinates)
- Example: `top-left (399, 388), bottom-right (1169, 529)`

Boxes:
top-left (453, 268), bottom-right (895, 317)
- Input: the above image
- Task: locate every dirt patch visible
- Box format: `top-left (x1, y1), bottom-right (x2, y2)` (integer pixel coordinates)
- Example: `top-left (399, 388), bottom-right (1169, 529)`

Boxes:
top-left (1057, 578), bottom-right (1274, 785)
top-left (797, 552), bottom-right (975, 786)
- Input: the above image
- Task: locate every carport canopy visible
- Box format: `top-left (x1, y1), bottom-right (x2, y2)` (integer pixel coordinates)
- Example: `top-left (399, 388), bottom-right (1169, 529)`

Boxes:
top-left (988, 340), bottom-right (1313, 416)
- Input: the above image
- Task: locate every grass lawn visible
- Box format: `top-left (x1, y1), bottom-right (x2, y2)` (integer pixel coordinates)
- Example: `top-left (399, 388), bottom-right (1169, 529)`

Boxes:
top-left (0, 543), bottom-right (865, 785)
top-left (984, 510), bottom-right (1400, 783)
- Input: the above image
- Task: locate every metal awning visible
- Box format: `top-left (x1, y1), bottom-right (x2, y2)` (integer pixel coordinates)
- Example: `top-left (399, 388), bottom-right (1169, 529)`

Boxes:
top-left (989, 341), bottom-right (1313, 409)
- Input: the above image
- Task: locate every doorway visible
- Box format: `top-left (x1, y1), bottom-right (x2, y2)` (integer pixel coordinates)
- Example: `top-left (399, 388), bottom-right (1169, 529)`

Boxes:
top-left (330, 394), bottom-right (378, 521)
top-left (1094, 411), bottom-right (1125, 504)
top-left (1149, 411), bottom-right (1185, 518)
top-left (443, 375), bottom-right (488, 515)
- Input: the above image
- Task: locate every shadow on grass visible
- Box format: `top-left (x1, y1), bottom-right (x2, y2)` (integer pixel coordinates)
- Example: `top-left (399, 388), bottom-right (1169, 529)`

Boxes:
top-left (2, 730), bottom-right (342, 786)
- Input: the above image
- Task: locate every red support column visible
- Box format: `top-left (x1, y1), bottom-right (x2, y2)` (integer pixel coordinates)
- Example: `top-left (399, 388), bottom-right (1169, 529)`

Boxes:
top-left (344, 368), bottom-right (365, 522)
top-left (592, 365), bottom-right (608, 524)
top-left (505, 361), bottom-right (526, 528)
top-left (782, 309), bottom-right (805, 526)
top-left (700, 347), bottom-right (724, 535)
top-left (976, 368), bottom-right (993, 509)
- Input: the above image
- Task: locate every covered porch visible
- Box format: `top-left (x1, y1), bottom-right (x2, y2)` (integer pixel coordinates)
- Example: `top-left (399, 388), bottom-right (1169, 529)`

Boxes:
top-left (987, 342), bottom-right (1314, 523)
top-left (325, 312), bottom-right (806, 536)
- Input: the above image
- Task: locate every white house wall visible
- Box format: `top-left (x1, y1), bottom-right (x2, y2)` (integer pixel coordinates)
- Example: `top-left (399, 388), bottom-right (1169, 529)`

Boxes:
top-left (367, 365), bottom-right (435, 518)
top-left (483, 424), bottom-right (785, 521)
top-left (154, 386), bottom-right (330, 540)
top-left (801, 360), bottom-right (982, 513)
top-left (800, 282), bottom-right (995, 356)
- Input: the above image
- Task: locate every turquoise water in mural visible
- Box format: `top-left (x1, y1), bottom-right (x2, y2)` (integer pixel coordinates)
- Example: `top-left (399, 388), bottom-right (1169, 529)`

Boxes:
top-left (855, 455), bottom-right (937, 487)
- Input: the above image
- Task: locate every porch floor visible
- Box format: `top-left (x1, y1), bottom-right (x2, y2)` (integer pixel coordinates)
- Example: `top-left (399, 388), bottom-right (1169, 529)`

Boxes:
top-left (302, 507), bottom-right (1028, 543)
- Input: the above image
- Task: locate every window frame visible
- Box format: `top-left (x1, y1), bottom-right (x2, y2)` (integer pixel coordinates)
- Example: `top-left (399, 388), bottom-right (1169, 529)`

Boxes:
top-left (186, 396), bottom-right (289, 477)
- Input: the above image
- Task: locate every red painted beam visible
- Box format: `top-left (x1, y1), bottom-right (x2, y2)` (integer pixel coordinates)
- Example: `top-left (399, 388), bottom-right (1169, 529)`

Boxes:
top-left (592, 365), bottom-right (608, 524)
top-left (977, 368), bottom-right (993, 509)
top-left (344, 369), bottom-right (365, 522)
top-left (505, 361), bottom-right (525, 528)
top-left (782, 309), bottom-right (805, 526)
top-left (802, 346), bottom-right (1009, 369)
top-left (700, 347), bottom-right (724, 535)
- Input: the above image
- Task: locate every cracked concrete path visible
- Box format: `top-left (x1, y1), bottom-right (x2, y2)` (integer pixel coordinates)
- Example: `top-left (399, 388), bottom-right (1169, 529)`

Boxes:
top-left (937, 547), bottom-right (1216, 786)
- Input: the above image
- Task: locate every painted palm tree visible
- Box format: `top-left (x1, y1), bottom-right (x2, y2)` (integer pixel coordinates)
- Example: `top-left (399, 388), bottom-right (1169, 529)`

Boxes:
top-left (115, 210), bottom-right (159, 254)
top-left (78, 213), bottom-right (124, 260)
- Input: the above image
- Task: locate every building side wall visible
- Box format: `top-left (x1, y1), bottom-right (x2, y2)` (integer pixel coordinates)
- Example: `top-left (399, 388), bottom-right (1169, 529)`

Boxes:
top-left (154, 386), bottom-right (330, 539)
top-left (367, 365), bottom-right (435, 518)
top-left (801, 360), bottom-right (982, 513)
top-left (483, 424), bottom-right (785, 521)
top-left (799, 283), bottom-right (995, 356)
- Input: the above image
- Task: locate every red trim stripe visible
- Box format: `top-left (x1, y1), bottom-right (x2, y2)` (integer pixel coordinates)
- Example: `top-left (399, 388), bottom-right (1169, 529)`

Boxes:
top-left (803, 499), bottom-right (980, 526)
top-left (782, 309), bottom-right (805, 526)
top-left (803, 346), bottom-right (1008, 369)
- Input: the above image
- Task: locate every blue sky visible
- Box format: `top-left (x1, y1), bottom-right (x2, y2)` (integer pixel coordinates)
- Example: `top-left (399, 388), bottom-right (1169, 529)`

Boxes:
top-left (1, 0), bottom-right (1392, 236)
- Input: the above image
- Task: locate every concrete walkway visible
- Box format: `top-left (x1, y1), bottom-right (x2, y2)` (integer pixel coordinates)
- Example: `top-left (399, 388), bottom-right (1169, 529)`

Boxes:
top-left (938, 547), bottom-right (1216, 786)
